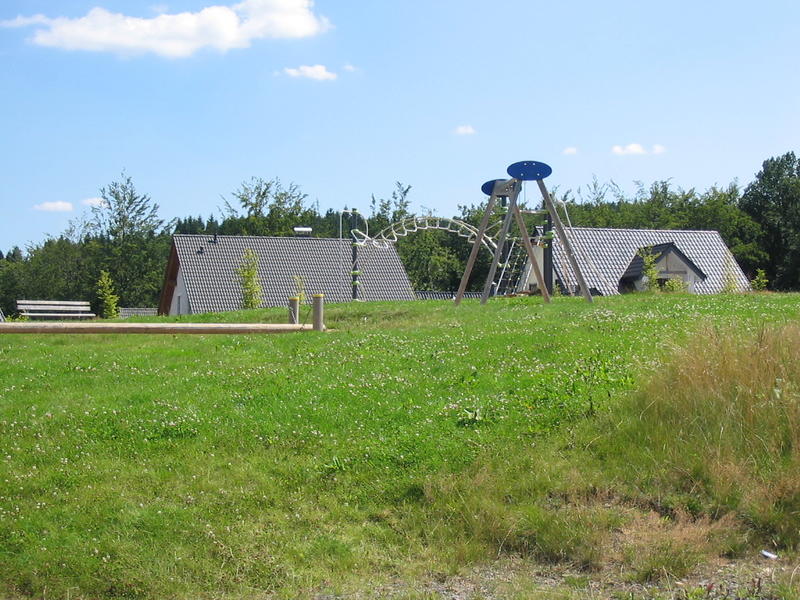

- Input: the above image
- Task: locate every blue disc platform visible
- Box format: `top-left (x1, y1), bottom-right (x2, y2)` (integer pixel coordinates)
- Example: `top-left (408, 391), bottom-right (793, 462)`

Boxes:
top-left (507, 160), bottom-right (552, 181)
top-left (481, 179), bottom-right (507, 196)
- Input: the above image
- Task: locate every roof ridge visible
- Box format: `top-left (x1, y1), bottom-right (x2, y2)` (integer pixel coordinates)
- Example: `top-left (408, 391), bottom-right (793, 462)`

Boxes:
top-left (174, 233), bottom-right (347, 241)
top-left (569, 227), bottom-right (720, 234)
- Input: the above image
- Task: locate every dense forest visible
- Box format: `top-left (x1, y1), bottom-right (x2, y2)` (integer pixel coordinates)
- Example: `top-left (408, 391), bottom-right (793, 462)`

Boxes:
top-left (1, 151), bottom-right (799, 316)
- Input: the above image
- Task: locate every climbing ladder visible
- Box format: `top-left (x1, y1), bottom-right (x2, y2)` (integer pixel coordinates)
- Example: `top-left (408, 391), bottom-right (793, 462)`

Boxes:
top-left (455, 161), bottom-right (592, 305)
top-left (495, 240), bottom-right (529, 295)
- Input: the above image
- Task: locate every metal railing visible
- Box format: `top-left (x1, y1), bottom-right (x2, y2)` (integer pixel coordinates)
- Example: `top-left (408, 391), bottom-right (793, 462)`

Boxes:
top-left (414, 290), bottom-right (482, 300)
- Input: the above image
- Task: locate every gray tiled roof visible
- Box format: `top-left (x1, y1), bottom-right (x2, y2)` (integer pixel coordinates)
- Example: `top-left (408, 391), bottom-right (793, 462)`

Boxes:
top-left (174, 234), bottom-right (414, 313)
top-left (550, 228), bottom-right (749, 295)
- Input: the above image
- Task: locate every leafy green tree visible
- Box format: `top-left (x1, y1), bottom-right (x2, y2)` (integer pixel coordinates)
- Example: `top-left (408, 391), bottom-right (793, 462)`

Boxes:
top-left (397, 229), bottom-right (462, 290)
top-left (174, 215), bottom-right (208, 234)
top-left (90, 173), bottom-right (167, 240)
top-left (174, 214), bottom-right (221, 236)
top-left (224, 178), bottom-right (277, 218)
top-left (368, 182), bottom-right (412, 232)
top-left (564, 179), bottom-right (765, 278)
top-left (689, 184), bottom-right (765, 276)
top-left (311, 208), bottom-right (341, 238)
top-left (237, 248), bottom-right (262, 310)
top-left (740, 152), bottom-right (800, 289)
top-left (366, 182), bottom-right (475, 291)
top-left (751, 269), bottom-right (769, 291)
top-left (95, 270), bottom-right (120, 318)
top-left (5, 246), bottom-right (23, 262)
top-left (639, 248), bottom-right (659, 292)
top-left (23, 237), bottom-right (90, 302)
top-left (88, 173), bottom-right (173, 306)
top-left (221, 177), bottom-right (315, 236)
top-left (0, 259), bottom-right (25, 316)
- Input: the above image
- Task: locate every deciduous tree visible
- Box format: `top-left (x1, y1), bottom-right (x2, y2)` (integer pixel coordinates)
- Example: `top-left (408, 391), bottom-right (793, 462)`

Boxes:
top-left (95, 270), bottom-right (120, 318)
top-left (237, 248), bottom-right (262, 310)
top-left (89, 173), bottom-right (172, 306)
top-left (741, 152), bottom-right (800, 289)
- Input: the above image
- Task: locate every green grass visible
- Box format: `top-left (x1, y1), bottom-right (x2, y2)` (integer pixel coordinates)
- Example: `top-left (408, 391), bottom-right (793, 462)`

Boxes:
top-left (1, 293), bottom-right (800, 598)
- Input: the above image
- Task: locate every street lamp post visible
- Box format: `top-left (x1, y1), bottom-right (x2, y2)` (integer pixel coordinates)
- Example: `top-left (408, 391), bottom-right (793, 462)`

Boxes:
top-left (339, 209), bottom-right (368, 301)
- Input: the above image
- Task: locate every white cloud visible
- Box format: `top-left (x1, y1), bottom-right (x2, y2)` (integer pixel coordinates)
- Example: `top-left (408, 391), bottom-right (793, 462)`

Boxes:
top-left (342, 63), bottom-right (356, 72)
top-left (283, 64), bottom-right (336, 80)
top-left (562, 146), bottom-right (578, 155)
top-left (34, 201), bottom-right (73, 212)
top-left (1, 0), bottom-right (330, 58)
top-left (454, 125), bottom-right (476, 135)
top-left (652, 144), bottom-right (667, 154)
top-left (82, 197), bottom-right (106, 207)
top-left (3, 15), bottom-right (50, 27)
top-left (612, 143), bottom-right (647, 156)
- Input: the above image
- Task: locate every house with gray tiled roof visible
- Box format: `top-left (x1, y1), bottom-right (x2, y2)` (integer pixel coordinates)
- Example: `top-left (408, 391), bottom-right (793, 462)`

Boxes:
top-left (519, 228), bottom-right (749, 295)
top-left (158, 234), bottom-right (414, 315)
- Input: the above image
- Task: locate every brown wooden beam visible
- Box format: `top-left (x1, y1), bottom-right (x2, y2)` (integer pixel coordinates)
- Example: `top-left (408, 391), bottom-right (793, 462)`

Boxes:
top-left (511, 203), bottom-right (550, 303)
top-left (0, 323), bottom-right (317, 335)
top-left (454, 191), bottom-right (498, 305)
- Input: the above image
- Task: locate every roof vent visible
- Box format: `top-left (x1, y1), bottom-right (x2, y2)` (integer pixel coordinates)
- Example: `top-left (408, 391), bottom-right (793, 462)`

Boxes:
top-left (293, 226), bottom-right (312, 237)
top-left (197, 246), bottom-right (204, 254)
top-left (211, 233), bottom-right (218, 244)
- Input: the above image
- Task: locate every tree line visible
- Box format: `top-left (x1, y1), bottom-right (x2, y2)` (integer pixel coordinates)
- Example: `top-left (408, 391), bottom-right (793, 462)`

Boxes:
top-left (1, 152), bottom-right (798, 316)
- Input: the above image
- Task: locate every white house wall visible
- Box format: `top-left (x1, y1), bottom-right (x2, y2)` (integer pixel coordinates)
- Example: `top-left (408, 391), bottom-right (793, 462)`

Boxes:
top-left (169, 267), bottom-right (190, 315)
top-left (519, 245), bottom-right (545, 292)
top-left (656, 253), bottom-right (701, 292)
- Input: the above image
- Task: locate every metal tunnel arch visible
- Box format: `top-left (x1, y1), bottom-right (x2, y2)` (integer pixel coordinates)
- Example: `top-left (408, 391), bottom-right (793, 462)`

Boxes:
top-left (351, 216), bottom-right (498, 256)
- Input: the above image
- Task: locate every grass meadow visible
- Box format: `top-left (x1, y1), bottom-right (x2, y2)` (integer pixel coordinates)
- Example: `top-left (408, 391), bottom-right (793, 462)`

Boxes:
top-left (1, 293), bottom-right (800, 598)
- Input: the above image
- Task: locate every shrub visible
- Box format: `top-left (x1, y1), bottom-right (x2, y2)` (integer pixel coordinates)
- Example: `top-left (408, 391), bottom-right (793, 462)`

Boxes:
top-left (95, 270), bottom-right (119, 318)
top-left (237, 248), bottom-right (262, 310)
top-left (638, 248), bottom-right (659, 292)
top-left (662, 277), bottom-right (688, 293)
top-left (721, 254), bottom-right (740, 293)
top-left (751, 268), bottom-right (769, 291)
top-left (292, 275), bottom-right (306, 304)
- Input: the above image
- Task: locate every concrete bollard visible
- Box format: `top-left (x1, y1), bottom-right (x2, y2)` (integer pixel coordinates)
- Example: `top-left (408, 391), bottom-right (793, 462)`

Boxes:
top-left (312, 294), bottom-right (325, 331)
top-left (288, 296), bottom-right (300, 325)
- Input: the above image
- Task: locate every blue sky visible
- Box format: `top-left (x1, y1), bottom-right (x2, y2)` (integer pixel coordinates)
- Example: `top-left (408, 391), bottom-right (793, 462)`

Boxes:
top-left (1, 0), bottom-right (798, 251)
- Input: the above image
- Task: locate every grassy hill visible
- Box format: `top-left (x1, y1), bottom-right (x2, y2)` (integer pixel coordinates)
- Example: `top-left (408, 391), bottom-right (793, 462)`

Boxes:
top-left (1, 294), bottom-right (799, 598)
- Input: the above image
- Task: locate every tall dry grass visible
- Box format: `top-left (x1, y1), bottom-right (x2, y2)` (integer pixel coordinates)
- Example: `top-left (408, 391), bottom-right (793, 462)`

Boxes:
top-left (413, 322), bottom-right (800, 576)
top-left (620, 322), bottom-right (800, 548)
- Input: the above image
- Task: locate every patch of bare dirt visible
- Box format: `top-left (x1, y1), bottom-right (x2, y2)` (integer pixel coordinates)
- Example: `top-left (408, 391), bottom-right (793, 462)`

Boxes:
top-left (314, 554), bottom-right (798, 599)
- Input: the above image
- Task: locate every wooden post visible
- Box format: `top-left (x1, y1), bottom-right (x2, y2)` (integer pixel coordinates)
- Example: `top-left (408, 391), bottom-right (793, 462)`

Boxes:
top-left (351, 216), bottom-right (359, 301)
top-left (535, 179), bottom-right (593, 303)
top-left (454, 192), bottom-right (498, 305)
top-left (481, 183), bottom-right (518, 305)
top-left (288, 297), bottom-right (300, 324)
top-left (312, 294), bottom-right (325, 331)
top-left (543, 213), bottom-right (553, 295)
top-left (511, 202), bottom-right (550, 303)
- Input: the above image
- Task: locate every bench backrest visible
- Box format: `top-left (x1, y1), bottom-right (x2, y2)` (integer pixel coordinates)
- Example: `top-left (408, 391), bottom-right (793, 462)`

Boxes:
top-left (17, 300), bottom-right (95, 319)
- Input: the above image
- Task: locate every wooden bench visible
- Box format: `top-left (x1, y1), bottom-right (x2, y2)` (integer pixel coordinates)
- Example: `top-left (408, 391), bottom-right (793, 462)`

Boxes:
top-left (17, 300), bottom-right (95, 320)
